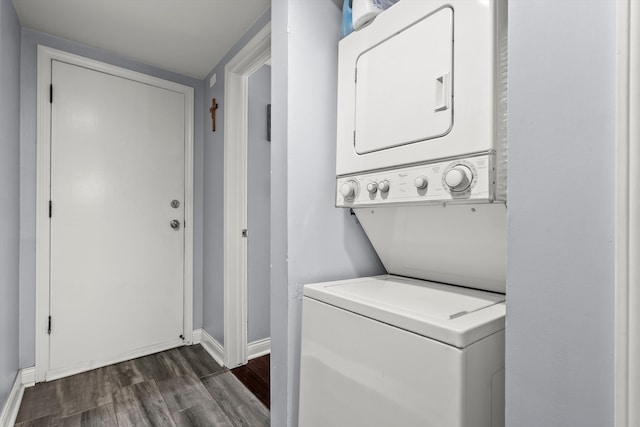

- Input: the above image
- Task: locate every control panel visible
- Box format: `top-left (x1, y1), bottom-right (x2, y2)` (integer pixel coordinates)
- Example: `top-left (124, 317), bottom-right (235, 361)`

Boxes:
top-left (336, 154), bottom-right (496, 207)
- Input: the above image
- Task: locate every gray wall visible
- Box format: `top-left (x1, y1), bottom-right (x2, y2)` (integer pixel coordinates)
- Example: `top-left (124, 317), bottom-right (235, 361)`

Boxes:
top-left (270, 1), bottom-right (385, 424)
top-left (19, 29), bottom-right (205, 368)
top-left (0, 0), bottom-right (22, 408)
top-left (270, 1), bottom-right (290, 421)
top-left (505, 1), bottom-right (615, 426)
top-left (248, 65), bottom-right (271, 343)
top-left (201, 10), bottom-right (271, 345)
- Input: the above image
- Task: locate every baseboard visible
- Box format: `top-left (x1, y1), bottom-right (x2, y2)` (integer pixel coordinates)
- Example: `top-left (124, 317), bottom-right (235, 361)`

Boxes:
top-left (194, 328), bottom-right (225, 367)
top-left (21, 367), bottom-right (36, 388)
top-left (248, 338), bottom-right (271, 360)
top-left (192, 329), bottom-right (270, 366)
top-left (192, 328), bottom-right (203, 344)
top-left (0, 372), bottom-right (25, 427)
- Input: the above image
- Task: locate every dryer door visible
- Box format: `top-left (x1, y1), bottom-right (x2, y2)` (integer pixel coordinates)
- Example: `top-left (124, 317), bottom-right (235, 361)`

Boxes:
top-left (354, 7), bottom-right (453, 155)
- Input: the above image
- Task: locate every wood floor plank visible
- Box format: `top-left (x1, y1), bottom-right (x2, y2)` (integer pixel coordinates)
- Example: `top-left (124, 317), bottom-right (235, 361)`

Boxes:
top-left (231, 366), bottom-right (269, 409)
top-left (231, 354), bottom-right (270, 409)
top-left (15, 414), bottom-right (61, 427)
top-left (172, 401), bottom-right (235, 427)
top-left (201, 372), bottom-right (270, 427)
top-left (128, 349), bottom-right (196, 384)
top-left (58, 367), bottom-right (116, 417)
top-left (178, 344), bottom-right (225, 378)
top-left (59, 403), bottom-right (118, 427)
top-left (128, 353), bottom-right (176, 384)
top-left (112, 380), bottom-right (176, 427)
top-left (249, 355), bottom-right (270, 384)
top-left (156, 374), bottom-right (213, 414)
top-left (107, 359), bottom-right (146, 388)
top-left (155, 348), bottom-right (197, 379)
top-left (15, 380), bottom-right (63, 423)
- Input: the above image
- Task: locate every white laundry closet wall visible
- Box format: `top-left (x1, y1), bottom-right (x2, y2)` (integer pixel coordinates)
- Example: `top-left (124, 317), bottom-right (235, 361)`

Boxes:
top-left (506, 1), bottom-right (616, 426)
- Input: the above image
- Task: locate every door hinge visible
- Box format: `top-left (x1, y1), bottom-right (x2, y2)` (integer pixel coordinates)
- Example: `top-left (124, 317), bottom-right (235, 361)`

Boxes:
top-left (241, 229), bottom-right (248, 238)
top-left (49, 84), bottom-right (53, 103)
top-left (49, 200), bottom-right (52, 218)
top-left (47, 316), bottom-right (52, 335)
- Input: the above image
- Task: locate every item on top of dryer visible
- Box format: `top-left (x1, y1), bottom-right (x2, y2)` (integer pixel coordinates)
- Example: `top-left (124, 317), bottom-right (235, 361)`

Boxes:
top-left (352, 0), bottom-right (400, 30)
top-left (341, 0), bottom-right (354, 38)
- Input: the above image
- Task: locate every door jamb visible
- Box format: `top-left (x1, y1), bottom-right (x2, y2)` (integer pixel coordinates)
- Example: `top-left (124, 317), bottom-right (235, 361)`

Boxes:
top-left (223, 23), bottom-right (271, 368)
top-left (35, 45), bottom-right (195, 382)
top-left (615, 2), bottom-right (639, 426)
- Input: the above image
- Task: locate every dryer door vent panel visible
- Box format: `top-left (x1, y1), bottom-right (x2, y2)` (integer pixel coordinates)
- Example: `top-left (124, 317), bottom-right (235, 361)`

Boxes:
top-left (354, 7), bottom-right (453, 154)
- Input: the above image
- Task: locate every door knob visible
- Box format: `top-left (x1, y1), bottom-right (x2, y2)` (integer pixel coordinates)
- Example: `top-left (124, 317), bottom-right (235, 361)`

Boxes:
top-left (170, 220), bottom-right (181, 230)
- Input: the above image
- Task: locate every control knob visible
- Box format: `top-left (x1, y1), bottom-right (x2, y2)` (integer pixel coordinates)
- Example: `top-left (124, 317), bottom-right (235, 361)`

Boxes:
top-left (378, 180), bottom-right (390, 193)
top-left (339, 180), bottom-right (359, 199)
top-left (414, 176), bottom-right (428, 190)
top-left (444, 165), bottom-right (473, 192)
top-left (366, 182), bottom-right (378, 194)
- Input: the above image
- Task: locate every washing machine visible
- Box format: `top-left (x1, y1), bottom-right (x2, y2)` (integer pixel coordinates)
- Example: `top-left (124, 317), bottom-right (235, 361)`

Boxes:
top-left (298, 275), bottom-right (505, 427)
top-left (298, 202), bottom-right (507, 426)
top-left (298, 0), bottom-right (508, 425)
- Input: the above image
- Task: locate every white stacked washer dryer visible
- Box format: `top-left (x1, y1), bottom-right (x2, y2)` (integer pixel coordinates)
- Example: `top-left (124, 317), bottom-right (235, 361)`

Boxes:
top-left (298, 1), bottom-right (508, 426)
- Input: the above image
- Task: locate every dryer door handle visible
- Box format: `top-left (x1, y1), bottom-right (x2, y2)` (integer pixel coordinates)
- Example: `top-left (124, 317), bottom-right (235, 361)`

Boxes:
top-left (434, 72), bottom-right (451, 112)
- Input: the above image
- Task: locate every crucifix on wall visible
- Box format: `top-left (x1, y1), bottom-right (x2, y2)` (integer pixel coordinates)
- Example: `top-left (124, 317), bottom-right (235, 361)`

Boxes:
top-left (209, 98), bottom-right (218, 131)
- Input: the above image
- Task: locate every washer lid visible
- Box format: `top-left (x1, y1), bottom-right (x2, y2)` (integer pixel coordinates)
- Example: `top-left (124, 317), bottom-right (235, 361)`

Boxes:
top-left (303, 275), bottom-right (505, 348)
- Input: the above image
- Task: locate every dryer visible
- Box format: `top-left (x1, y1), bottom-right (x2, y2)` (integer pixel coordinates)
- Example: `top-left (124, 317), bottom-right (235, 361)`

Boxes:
top-left (336, 0), bottom-right (508, 205)
top-left (335, 0), bottom-right (508, 293)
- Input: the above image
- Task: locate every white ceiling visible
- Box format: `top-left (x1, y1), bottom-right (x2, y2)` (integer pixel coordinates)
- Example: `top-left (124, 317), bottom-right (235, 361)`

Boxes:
top-left (12, 0), bottom-right (271, 79)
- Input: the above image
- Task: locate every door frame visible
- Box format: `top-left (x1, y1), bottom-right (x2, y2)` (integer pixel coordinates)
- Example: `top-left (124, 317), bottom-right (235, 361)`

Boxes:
top-left (35, 46), bottom-right (195, 382)
top-left (223, 23), bottom-right (271, 369)
top-left (615, 1), bottom-right (639, 426)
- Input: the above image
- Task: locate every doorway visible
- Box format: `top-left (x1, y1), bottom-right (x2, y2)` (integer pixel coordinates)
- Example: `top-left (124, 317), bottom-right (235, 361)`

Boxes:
top-left (223, 23), bottom-right (271, 369)
top-left (35, 46), bottom-right (195, 382)
top-left (247, 64), bottom-right (272, 355)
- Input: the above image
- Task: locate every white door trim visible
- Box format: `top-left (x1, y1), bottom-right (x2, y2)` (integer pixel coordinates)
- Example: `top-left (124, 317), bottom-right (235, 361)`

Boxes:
top-left (223, 23), bottom-right (271, 369)
top-left (35, 45), bottom-right (194, 382)
top-left (615, 2), bottom-right (638, 426)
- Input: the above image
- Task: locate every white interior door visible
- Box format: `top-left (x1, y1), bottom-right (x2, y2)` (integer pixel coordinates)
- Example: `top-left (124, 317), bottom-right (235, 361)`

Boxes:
top-left (48, 60), bottom-right (185, 376)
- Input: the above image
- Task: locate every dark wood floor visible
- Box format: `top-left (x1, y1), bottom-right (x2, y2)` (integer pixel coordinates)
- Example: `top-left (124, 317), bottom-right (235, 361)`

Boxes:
top-left (231, 355), bottom-right (270, 409)
top-left (14, 345), bottom-right (269, 426)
